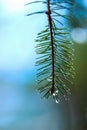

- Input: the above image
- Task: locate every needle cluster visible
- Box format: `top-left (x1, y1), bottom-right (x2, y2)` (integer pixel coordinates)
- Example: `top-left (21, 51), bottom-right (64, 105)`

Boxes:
top-left (26, 0), bottom-right (74, 101)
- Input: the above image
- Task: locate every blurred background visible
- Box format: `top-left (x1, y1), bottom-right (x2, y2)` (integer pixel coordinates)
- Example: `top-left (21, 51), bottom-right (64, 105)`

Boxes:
top-left (0, 0), bottom-right (87, 130)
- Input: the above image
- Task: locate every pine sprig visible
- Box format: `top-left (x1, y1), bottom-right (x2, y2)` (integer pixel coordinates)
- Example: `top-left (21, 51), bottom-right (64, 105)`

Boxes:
top-left (26, 0), bottom-right (74, 103)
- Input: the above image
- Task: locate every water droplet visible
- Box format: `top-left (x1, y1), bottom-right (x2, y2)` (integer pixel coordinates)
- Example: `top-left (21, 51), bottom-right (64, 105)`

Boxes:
top-left (49, 91), bottom-right (51, 94)
top-left (52, 90), bottom-right (60, 103)
top-left (52, 90), bottom-right (58, 97)
top-left (47, 77), bottom-right (52, 82)
top-left (37, 46), bottom-right (42, 49)
top-left (55, 90), bottom-right (58, 94)
top-left (47, 78), bottom-right (52, 82)
top-left (53, 93), bottom-right (56, 96)
top-left (55, 99), bottom-right (60, 104)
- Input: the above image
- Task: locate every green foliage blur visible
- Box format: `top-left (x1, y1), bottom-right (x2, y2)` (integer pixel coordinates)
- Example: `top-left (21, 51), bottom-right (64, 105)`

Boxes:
top-left (68, 0), bottom-right (87, 129)
top-left (54, 1), bottom-right (87, 129)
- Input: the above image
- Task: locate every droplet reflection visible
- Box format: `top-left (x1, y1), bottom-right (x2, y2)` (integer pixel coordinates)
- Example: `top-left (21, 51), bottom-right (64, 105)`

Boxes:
top-left (52, 90), bottom-right (60, 104)
top-left (47, 77), bottom-right (52, 82)
top-left (55, 99), bottom-right (60, 104)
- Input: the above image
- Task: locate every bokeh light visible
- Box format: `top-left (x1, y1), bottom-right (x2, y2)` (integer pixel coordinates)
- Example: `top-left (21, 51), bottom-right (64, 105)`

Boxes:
top-left (71, 28), bottom-right (87, 44)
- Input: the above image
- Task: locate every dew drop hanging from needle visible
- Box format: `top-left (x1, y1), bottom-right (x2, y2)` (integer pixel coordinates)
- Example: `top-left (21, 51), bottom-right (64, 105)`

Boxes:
top-left (52, 90), bottom-right (60, 104)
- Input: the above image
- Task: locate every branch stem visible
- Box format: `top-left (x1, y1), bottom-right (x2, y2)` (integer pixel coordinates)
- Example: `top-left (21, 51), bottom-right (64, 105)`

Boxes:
top-left (46, 0), bottom-right (55, 94)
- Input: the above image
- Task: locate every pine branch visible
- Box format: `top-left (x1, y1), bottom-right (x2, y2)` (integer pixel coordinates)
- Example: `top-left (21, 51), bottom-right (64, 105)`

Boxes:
top-left (26, 0), bottom-right (74, 103)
